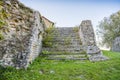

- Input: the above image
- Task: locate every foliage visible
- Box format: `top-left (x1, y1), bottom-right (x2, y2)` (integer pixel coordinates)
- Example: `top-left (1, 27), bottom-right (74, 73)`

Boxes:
top-left (0, 32), bottom-right (4, 40)
top-left (64, 36), bottom-right (71, 45)
top-left (80, 51), bottom-right (87, 54)
top-left (42, 27), bottom-right (55, 47)
top-left (42, 50), bottom-right (50, 54)
top-left (73, 26), bottom-right (79, 32)
top-left (97, 11), bottom-right (120, 48)
top-left (44, 27), bottom-right (54, 34)
top-left (73, 26), bottom-right (82, 45)
top-left (0, 50), bottom-right (120, 80)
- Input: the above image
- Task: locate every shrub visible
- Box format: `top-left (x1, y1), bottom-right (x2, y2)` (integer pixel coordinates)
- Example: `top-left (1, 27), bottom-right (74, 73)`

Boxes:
top-left (73, 26), bottom-right (79, 32)
top-left (42, 27), bottom-right (55, 47)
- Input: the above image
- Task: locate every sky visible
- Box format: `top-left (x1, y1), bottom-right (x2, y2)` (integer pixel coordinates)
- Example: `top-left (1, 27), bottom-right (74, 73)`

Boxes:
top-left (19, 0), bottom-right (120, 28)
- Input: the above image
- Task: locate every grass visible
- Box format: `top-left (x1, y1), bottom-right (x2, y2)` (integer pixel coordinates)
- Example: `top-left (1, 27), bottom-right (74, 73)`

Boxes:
top-left (0, 50), bottom-right (120, 80)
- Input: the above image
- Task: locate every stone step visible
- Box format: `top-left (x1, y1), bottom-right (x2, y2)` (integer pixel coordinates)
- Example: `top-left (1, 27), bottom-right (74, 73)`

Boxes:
top-left (42, 50), bottom-right (83, 53)
top-left (43, 48), bottom-right (82, 50)
top-left (42, 50), bottom-right (86, 55)
top-left (45, 39), bottom-right (81, 42)
top-left (46, 35), bottom-right (80, 39)
top-left (50, 32), bottom-right (79, 34)
top-left (43, 47), bottom-right (83, 50)
top-left (47, 38), bottom-right (81, 40)
top-left (46, 42), bottom-right (82, 46)
top-left (45, 39), bottom-right (81, 43)
top-left (54, 41), bottom-right (81, 43)
top-left (47, 58), bottom-right (87, 60)
top-left (44, 40), bottom-right (82, 43)
top-left (51, 32), bottom-right (79, 36)
top-left (43, 49), bottom-right (83, 52)
top-left (54, 28), bottom-right (74, 31)
top-left (42, 47), bottom-right (83, 52)
top-left (47, 38), bottom-right (80, 40)
top-left (43, 45), bottom-right (84, 50)
top-left (45, 45), bottom-right (83, 48)
top-left (44, 54), bottom-right (88, 60)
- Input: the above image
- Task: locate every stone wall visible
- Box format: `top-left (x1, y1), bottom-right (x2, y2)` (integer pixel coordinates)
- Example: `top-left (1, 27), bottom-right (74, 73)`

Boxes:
top-left (79, 20), bottom-right (108, 61)
top-left (42, 16), bottom-right (54, 29)
top-left (0, 0), bottom-right (44, 69)
top-left (111, 37), bottom-right (120, 52)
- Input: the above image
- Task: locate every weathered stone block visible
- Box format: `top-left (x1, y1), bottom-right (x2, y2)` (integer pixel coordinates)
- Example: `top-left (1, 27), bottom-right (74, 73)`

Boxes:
top-left (79, 20), bottom-right (108, 61)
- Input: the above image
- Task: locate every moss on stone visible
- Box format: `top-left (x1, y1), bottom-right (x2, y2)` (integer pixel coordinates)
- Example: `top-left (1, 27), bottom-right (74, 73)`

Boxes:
top-left (0, 33), bottom-right (4, 40)
top-left (80, 51), bottom-right (87, 54)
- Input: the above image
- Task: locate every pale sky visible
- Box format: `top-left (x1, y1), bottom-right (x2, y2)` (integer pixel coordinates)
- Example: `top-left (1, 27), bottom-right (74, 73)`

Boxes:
top-left (19, 0), bottom-right (120, 28)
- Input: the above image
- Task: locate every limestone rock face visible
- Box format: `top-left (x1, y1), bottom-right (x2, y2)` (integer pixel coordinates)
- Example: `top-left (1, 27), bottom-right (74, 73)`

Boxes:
top-left (111, 37), bottom-right (120, 52)
top-left (79, 20), bottom-right (108, 61)
top-left (0, 0), bottom-right (44, 69)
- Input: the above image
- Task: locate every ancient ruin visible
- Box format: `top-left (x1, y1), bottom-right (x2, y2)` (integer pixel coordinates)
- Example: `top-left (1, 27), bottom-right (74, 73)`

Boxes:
top-left (80, 20), bottom-right (108, 61)
top-left (42, 20), bottom-right (108, 61)
top-left (0, 0), bottom-right (108, 69)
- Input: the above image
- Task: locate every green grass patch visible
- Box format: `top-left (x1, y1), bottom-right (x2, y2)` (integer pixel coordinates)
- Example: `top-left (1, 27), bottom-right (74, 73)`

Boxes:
top-left (0, 50), bottom-right (120, 80)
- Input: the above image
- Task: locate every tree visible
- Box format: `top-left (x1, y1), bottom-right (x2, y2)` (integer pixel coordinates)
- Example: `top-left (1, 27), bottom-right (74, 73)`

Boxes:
top-left (97, 11), bottom-right (120, 49)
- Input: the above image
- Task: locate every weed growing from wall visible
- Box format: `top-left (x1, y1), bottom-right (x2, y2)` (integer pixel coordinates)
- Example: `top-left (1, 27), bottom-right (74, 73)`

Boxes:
top-left (42, 27), bottom-right (55, 47)
top-left (73, 26), bottom-right (79, 32)
top-left (73, 26), bottom-right (83, 45)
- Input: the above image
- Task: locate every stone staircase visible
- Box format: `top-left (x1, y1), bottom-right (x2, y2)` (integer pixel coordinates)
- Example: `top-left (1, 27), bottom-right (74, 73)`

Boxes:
top-left (44, 54), bottom-right (87, 60)
top-left (42, 27), bottom-right (88, 60)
